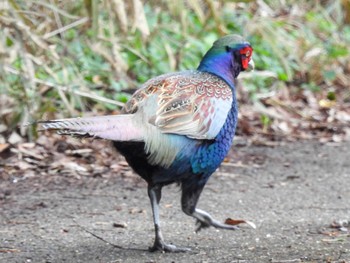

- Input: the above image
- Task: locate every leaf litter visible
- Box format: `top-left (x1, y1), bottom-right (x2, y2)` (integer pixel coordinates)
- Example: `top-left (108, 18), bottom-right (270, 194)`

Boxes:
top-left (0, 133), bottom-right (143, 199)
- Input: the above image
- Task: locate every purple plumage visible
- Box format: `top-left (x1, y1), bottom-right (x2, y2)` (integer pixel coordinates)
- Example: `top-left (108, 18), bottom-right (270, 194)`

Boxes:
top-left (38, 34), bottom-right (254, 252)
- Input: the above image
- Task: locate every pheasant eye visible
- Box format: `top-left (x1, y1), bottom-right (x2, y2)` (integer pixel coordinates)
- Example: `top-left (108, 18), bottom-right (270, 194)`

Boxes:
top-left (246, 50), bottom-right (251, 57)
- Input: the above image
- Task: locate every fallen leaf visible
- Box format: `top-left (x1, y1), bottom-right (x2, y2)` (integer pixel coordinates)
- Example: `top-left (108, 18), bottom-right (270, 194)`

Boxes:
top-left (21, 143), bottom-right (35, 149)
top-left (330, 219), bottom-right (349, 229)
top-left (8, 132), bottom-right (23, 144)
top-left (319, 230), bottom-right (340, 237)
top-left (0, 248), bottom-right (21, 253)
top-left (65, 148), bottom-right (93, 157)
top-left (16, 161), bottom-right (34, 171)
top-left (113, 222), bottom-right (127, 228)
top-left (129, 208), bottom-right (145, 214)
top-left (225, 218), bottom-right (256, 229)
top-left (319, 99), bottom-right (336, 108)
top-left (17, 144), bottom-right (45, 160)
top-left (321, 238), bottom-right (346, 243)
top-left (0, 143), bottom-right (9, 153)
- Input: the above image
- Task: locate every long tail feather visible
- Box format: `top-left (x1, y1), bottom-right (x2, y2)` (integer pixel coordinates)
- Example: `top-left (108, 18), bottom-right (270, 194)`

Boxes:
top-left (37, 114), bottom-right (143, 141)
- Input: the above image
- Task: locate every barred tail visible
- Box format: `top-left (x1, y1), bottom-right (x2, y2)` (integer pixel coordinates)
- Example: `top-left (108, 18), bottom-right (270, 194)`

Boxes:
top-left (37, 114), bottom-right (143, 142)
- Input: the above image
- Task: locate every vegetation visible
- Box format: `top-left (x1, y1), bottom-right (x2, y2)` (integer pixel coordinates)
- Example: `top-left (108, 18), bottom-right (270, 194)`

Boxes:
top-left (1, 0), bottom-right (349, 141)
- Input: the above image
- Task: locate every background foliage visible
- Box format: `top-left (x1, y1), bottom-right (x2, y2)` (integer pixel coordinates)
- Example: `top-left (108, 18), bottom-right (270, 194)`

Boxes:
top-left (0, 0), bottom-right (349, 142)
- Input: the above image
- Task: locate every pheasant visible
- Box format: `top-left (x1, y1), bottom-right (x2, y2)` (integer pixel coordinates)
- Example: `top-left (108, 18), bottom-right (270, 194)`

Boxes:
top-left (38, 34), bottom-right (254, 252)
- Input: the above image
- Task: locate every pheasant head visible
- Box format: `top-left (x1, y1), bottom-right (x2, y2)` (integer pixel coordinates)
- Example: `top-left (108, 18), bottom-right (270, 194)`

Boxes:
top-left (198, 34), bottom-right (254, 86)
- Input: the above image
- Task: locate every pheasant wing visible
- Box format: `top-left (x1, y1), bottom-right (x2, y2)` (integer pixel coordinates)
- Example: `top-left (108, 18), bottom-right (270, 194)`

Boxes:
top-left (125, 71), bottom-right (233, 140)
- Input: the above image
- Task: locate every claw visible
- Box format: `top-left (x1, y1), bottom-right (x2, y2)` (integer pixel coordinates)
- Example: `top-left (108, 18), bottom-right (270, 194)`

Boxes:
top-left (149, 241), bottom-right (190, 253)
top-left (195, 219), bottom-right (210, 232)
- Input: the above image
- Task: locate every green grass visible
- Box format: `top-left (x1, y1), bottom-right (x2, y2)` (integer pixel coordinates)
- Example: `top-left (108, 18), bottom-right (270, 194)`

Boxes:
top-left (1, 0), bottom-right (349, 139)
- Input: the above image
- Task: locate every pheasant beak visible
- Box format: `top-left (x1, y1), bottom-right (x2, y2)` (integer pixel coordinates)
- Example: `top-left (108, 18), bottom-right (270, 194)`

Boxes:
top-left (247, 59), bottom-right (255, 71)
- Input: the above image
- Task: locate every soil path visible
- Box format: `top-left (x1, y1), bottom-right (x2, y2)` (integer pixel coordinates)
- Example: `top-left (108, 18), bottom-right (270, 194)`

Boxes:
top-left (1, 141), bottom-right (349, 262)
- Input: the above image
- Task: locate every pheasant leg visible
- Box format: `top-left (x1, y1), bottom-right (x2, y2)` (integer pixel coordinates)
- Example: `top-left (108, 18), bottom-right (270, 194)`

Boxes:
top-left (181, 184), bottom-right (238, 232)
top-left (193, 208), bottom-right (238, 232)
top-left (148, 185), bottom-right (190, 252)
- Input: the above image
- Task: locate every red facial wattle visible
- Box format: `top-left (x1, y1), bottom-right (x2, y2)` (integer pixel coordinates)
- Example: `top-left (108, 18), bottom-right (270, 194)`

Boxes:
top-left (239, 46), bottom-right (253, 70)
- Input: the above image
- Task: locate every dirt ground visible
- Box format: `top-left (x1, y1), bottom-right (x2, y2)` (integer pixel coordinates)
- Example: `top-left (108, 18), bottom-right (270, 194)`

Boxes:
top-left (1, 140), bottom-right (349, 263)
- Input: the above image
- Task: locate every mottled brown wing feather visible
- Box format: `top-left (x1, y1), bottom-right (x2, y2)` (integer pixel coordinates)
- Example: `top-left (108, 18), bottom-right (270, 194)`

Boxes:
top-left (123, 71), bottom-right (233, 140)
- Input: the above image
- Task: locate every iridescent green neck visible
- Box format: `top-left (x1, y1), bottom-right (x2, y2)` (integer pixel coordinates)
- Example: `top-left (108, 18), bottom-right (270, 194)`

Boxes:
top-left (197, 47), bottom-right (235, 87)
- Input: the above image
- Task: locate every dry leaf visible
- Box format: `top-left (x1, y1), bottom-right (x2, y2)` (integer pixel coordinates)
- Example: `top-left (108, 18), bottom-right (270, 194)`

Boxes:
top-left (225, 218), bottom-right (256, 229)
top-left (0, 248), bottom-right (21, 253)
top-left (321, 238), bottom-right (346, 243)
top-left (8, 132), bottom-right (23, 144)
top-left (319, 99), bottom-right (336, 108)
top-left (0, 143), bottom-right (10, 153)
top-left (113, 222), bottom-right (127, 228)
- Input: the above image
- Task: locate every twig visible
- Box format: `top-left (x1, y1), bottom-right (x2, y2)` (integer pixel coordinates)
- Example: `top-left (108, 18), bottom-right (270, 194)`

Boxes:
top-left (72, 218), bottom-right (125, 249)
top-left (43, 17), bottom-right (89, 39)
top-left (27, 0), bottom-right (81, 20)
top-left (49, 0), bottom-right (64, 40)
